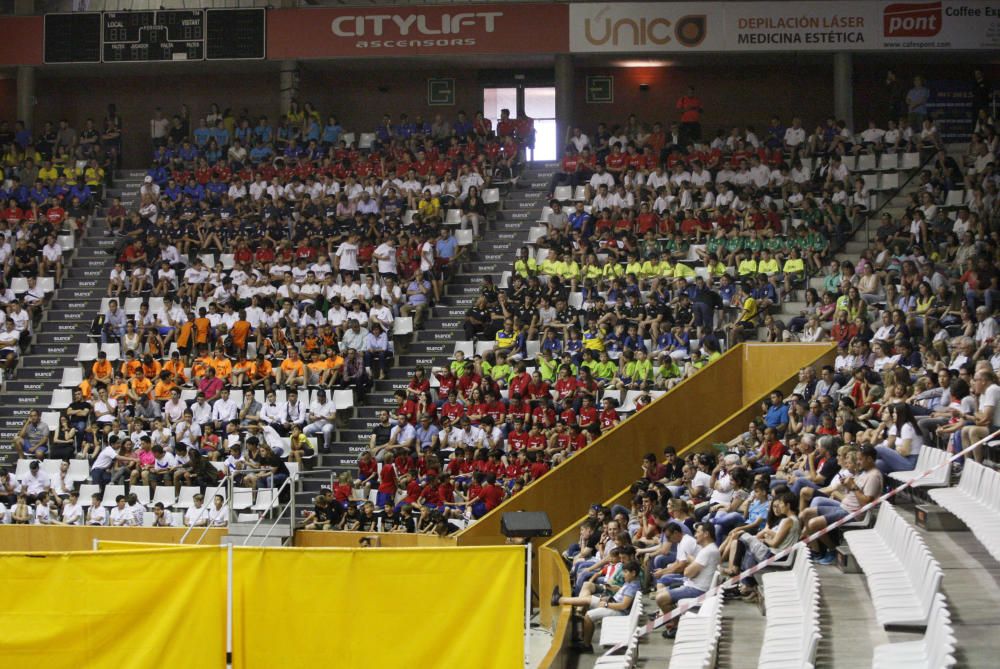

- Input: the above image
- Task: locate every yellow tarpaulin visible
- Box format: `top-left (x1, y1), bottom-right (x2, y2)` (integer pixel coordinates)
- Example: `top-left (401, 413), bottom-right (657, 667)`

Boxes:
top-left (94, 540), bottom-right (205, 551)
top-left (0, 547), bottom-right (227, 669)
top-left (233, 545), bottom-right (525, 669)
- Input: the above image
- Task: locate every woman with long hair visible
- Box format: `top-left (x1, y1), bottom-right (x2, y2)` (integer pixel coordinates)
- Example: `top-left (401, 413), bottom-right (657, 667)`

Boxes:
top-left (874, 403), bottom-right (924, 476)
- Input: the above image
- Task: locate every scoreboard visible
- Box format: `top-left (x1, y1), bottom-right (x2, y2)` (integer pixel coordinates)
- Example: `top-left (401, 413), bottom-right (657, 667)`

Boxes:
top-left (103, 10), bottom-right (204, 63)
top-left (43, 8), bottom-right (265, 64)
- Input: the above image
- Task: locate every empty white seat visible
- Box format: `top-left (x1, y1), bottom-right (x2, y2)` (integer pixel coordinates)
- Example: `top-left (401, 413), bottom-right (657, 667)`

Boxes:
top-left (100, 343), bottom-right (121, 361)
top-left (929, 461), bottom-right (1000, 562)
top-left (474, 340), bottom-right (495, 356)
top-left (889, 446), bottom-right (950, 488)
top-left (757, 545), bottom-right (821, 669)
top-left (878, 153), bottom-right (899, 171)
top-left (392, 317), bottom-right (414, 336)
top-left (220, 254), bottom-right (235, 270)
top-left (49, 388), bottom-right (73, 410)
top-left (573, 185), bottom-right (587, 201)
top-left (455, 229), bottom-right (474, 246)
top-left (100, 485), bottom-right (126, 507)
top-left (10, 277), bottom-right (27, 294)
top-left (75, 343), bottom-right (99, 362)
top-left (147, 486), bottom-right (178, 509)
top-left (553, 185), bottom-right (573, 202)
top-left (358, 133), bottom-right (376, 150)
top-left (173, 486), bottom-right (201, 509)
top-left (40, 411), bottom-right (60, 432)
top-left (844, 502), bottom-right (942, 628)
top-left (943, 189), bottom-right (965, 208)
top-left (901, 152), bottom-right (920, 170)
top-left (37, 277), bottom-right (55, 294)
top-left (251, 489), bottom-right (277, 511)
top-left (333, 389), bottom-right (355, 412)
top-left (444, 208), bottom-right (462, 226)
top-left (870, 593), bottom-right (955, 669)
top-left (285, 462), bottom-right (300, 482)
top-left (862, 174), bottom-right (879, 192)
top-left (78, 484), bottom-right (101, 505)
top-left (482, 188), bottom-right (500, 205)
top-left (66, 459), bottom-right (89, 485)
top-left (341, 132), bottom-right (356, 146)
top-left (123, 297), bottom-right (143, 316)
top-left (856, 154), bottom-right (877, 172)
top-left (536, 206), bottom-right (553, 223)
top-left (528, 226), bottom-right (547, 245)
top-left (231, 487), bottom-right (254, 511)
top-left (60, 367), bottom-right (84, 388)
top-left (879, 172), bottom-right (900, 191)
top-left (57, 233), bottom-right (75, 251)
top-left (131, 485), bottom-right (151, 507)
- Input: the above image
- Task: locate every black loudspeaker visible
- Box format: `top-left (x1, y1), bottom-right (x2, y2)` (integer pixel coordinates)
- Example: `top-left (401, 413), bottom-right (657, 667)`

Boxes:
top-left (501, 511), bottom-right (552, 538)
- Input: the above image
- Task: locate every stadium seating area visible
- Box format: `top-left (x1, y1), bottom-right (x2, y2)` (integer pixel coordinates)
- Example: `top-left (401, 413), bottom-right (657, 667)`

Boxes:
top-left (0, 96), bottom-right (995, 567)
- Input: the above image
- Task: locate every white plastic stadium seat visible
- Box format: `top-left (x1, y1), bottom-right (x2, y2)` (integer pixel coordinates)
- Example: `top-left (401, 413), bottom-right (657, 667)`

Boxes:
top-left (870, 594), bottom-right (955, 669)
top-left (60, 367), bottom-right (83, 388)
top-left (843, 502), bottom-right (942, 628)
top-left (75, 343), bottom-right (99, 362)
top-left (49, 388), bottom-right (73, 409)
top-left (929, 461), bottom-right (1000, 562)
top-left (455, 229), bottom-right (474, 246)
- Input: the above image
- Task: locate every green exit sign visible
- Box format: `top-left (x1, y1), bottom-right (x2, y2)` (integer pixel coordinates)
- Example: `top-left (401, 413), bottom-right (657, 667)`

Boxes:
top-left (427, 78), bottom-right (455, 106)
top-left (586, 75), bottom-right (614, 104)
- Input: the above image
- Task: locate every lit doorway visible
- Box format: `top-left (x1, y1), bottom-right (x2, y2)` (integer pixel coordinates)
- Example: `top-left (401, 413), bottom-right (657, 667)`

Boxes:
top-left (483, 86), bottom-right (557, 162)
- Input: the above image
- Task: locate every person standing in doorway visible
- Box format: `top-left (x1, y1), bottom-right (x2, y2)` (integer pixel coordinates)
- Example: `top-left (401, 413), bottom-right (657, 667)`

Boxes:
top-left (677, 86), bottom-right (703, 145)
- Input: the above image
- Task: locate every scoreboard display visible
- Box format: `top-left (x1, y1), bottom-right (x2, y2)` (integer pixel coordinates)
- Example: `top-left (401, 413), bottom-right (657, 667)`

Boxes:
top-left (43, 8), bottom-right (265, 64)
top-left (103, 10), bottom-right (204, 62)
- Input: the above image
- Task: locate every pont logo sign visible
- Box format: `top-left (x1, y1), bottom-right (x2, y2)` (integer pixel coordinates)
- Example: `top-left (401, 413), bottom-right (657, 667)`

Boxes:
top-left (884, 1), bottom-right (942, 37)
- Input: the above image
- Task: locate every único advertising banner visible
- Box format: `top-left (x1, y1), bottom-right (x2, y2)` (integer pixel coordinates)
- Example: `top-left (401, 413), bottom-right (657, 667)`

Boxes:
top-left (569, 1), bottom-right (1000, 53)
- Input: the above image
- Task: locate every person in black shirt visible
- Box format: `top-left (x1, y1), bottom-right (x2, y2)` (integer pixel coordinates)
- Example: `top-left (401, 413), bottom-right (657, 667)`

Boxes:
top-left (463, 296), bottom-right (489, 340)
top-left (256, 445), bottom-right (289, 490)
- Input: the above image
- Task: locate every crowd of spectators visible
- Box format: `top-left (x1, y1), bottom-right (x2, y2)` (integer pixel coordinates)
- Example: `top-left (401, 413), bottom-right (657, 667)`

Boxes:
top-left (2, 73), bottom-right (997, 534)
top-left (0, 101), bottom-right (542, 529)
top-left (550, 342), bottom-right (1000, 649)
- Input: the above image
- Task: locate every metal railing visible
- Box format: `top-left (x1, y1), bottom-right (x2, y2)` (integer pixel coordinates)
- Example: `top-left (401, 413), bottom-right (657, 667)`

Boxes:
top-left (247, 467), bottom-right (337, 545)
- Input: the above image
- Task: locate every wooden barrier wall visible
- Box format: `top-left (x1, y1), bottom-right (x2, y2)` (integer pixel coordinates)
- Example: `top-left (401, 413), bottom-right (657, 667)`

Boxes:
top-left (741, 343), bottom-right (834, 405)
top-left (455, 344), bottom-right (834, 548)
top-left (535, 342), bottom-right (835, 631)
top-left (293, 530), bottom-right (456, 548)
top-left (454, 346), bottom-right (746, 547)
top-left (0, 526), bottom-right (226, 551)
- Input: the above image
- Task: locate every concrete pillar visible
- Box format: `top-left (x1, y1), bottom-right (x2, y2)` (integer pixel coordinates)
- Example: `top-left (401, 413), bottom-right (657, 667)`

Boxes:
top-left (554, 53), bottom-right (574, 158)
top-left (279, 60), bottom-right (299, 118)
top-left (16, 66), bottom-right (34, 130)
top-left (833, 52), bottom-right (853, 127)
